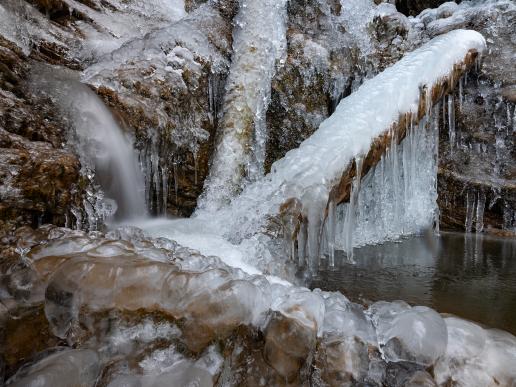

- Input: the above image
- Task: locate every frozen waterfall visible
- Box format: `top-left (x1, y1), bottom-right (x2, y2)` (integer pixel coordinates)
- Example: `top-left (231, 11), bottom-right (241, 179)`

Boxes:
top-left (150, 29), bottom-right (486, 275)
top-left (198, 0), bottom-right (288, 211)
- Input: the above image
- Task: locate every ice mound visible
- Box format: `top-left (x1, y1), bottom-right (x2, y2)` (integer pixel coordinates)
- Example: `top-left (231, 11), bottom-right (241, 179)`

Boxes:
top-left (3, 225), bottom-right (516, 385)
top-left (44, 257), bottom-right (269, 351)
top-left (369, 301), bottom-right (448, 366)
top-left (434, 318), bottom-right (516, 386)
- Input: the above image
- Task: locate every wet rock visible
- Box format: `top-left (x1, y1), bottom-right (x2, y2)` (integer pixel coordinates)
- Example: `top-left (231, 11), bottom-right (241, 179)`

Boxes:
top-left (315, 334), bottom-right (370, 386)
top-left (403, 371), bottom-right (437, 387)
top-left (219, 325), bottom-right (303, 386)
top-left (263, 289), bottom-right (324, 381)
top-left (434, 1), bottom-right (516, 233)
top-left (395, 0), bottom-right (453, 17)
top-left (383, 361), bottom-right (427, 387)
top-left (0, 128), bottom-right (83, 235)
top-left (0, 37), bottom-right (85, 235)
top-left (263, 311), bottom-right (316, 382)
top-left (1, 305), bottom-right (65, 380)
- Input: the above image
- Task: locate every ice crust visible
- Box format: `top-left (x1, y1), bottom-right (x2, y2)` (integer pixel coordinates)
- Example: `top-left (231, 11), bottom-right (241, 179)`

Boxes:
top-left (369, 301), bottom-right (448, 366)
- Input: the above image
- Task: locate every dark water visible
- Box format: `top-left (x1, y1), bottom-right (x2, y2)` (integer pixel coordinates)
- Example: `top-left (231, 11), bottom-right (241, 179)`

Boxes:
top-left (310, 232), bottom-right (516, 334)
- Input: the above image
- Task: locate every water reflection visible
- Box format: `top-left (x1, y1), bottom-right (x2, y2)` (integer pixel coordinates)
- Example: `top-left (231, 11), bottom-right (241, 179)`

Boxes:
top-left (311, 232), bottom-right (516, 334)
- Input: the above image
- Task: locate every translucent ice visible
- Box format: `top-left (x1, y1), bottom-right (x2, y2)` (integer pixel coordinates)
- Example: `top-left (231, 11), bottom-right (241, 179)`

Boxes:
top-left (369, 301), bottom-right (447, 366)
top-left (6, 348), bottom-right (100, 387)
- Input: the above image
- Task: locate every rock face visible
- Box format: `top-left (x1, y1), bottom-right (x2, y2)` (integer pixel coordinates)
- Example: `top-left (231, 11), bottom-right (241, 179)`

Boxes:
top-left (84, 3), bottom-right (234, 216)
top-left (395, 0), bottom-right (455, 16)
top-left (0, 37), bottom-right (84, 236)
top-left (434, 1), bottom-right (516, 234)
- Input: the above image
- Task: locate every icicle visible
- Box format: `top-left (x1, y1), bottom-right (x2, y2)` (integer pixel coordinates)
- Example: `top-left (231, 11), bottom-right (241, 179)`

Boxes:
top-left (343, 157), bottom-right (363, 262)
top-left (458, 77), bottom-right (463, 111)
top-left (162, 166), bottom-right (169, 215)
top-left (448, 95), bottom-right (456, 150)
top-left (326, 200), bottom-right (336, 267)
top-left (193, 151), bottom-right (198, 186)
top-left (475, 190), bottom-right (486, 233)
top-left (465, 190), bottom-right (475, 233)
top-left (390, 132), bottom-right (400, 234)
top-left (208, 75), bottom-right (214, 126)
top-left (71, 206), bottom-right (83, 230)
top-left (442, 97), bottom-right (447, 129)
top-left (297, 221), bottom-right (307, 268)
top-left (173, 161), bottom-right (178, 205)
top-left (402, 119), bottom-right (411, 207)
top-left (333, 108), bottom-right (438, 249)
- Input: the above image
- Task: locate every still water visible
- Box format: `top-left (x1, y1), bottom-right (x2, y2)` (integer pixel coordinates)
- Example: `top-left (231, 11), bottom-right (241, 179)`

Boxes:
top-left (311, 232), bottom-right (516, 334)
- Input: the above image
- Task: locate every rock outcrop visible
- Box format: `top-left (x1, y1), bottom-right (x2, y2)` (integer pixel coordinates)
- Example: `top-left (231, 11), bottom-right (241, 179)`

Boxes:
top-left (0, 37), bottom-right (84, 236)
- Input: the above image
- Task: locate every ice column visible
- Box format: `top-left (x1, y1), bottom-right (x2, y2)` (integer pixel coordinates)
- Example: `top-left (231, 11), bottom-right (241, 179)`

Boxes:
top-left (198, 0), bottom-right (288, 211)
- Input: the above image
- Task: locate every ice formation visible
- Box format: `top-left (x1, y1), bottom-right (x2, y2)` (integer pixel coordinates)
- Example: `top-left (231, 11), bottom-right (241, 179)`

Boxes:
top-left (6, 348), bottom-right (101, 387)
top-left (5, 224), bottom-right (516, 386)
top-left (198, 0), bottom-right (288, 210)
top-left (191, 29), bottom-right (485, 271)
top-left (57, 0), bottom-right (186, 60)
top-left (335, 109), bottom-right (440, 255)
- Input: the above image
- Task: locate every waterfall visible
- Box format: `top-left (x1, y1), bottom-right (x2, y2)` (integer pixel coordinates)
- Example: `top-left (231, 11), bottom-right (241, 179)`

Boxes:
top-left (197, 0), bottom-right (288, 212)
top-left (31, 66), bottom-right (147, 223)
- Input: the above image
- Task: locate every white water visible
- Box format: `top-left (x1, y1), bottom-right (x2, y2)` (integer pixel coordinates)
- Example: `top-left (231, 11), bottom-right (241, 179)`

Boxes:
top-left (31, 66), bottom-right (147, 222)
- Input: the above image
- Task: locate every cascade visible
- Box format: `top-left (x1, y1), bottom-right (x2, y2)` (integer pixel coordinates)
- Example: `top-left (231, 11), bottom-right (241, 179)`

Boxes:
top-left (198, 0), bottom-right (288, 211)
top-left (31, 66), bottom-right (147, 225)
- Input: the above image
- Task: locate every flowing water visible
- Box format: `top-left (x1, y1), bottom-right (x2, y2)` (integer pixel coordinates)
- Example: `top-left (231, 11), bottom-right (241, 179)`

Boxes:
top-left (311, 231), bottom-right (516, 334)
top-left (31, 65), bottom-right (147, 222)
